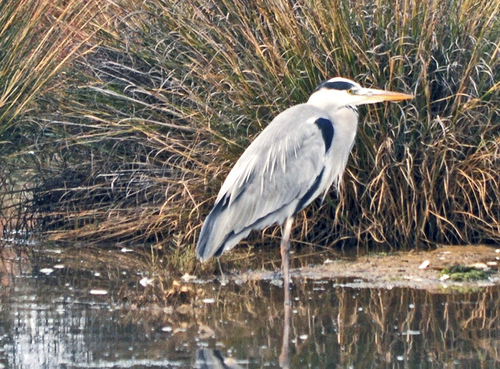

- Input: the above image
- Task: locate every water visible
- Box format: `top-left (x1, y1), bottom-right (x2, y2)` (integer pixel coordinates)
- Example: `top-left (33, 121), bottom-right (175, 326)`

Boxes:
top-left (0, 258), bottom-right (499, 368)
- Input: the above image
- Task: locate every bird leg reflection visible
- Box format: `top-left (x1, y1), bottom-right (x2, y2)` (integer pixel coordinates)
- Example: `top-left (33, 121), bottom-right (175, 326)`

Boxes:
top-left (279, 216), bottom-right (293, 368)
top-left (279, 300), bottom-right (291, 368)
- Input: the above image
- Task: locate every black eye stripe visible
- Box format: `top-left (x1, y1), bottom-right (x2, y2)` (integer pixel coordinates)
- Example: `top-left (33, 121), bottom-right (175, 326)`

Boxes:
top-left (315, 80), bottom-right (355, 92)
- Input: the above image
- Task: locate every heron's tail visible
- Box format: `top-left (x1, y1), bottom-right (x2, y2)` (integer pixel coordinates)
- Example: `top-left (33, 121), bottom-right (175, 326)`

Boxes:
top-left (196, 204), bottom-right (223, 261)
top-left (196, 200), bottom-right (252, 262)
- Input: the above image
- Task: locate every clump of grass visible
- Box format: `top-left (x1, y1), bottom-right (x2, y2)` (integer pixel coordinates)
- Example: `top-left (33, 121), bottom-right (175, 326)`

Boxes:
top-left (2, 0), bottom-right (499, 275)
top-left (0, 0), bottom-right (100, 136)
top-left (0, 0), bottom-right (102, 239)
top-left (440, 265), bottom-right (495, 282)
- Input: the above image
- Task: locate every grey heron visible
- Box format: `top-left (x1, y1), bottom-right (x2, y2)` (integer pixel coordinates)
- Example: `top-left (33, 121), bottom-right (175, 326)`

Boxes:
top-left (196, 77), bottom-right (413, 304)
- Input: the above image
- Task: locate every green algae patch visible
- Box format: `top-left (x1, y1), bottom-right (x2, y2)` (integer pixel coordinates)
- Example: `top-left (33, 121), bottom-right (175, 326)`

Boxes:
top-left (439, 265), bottom-right (496, 282)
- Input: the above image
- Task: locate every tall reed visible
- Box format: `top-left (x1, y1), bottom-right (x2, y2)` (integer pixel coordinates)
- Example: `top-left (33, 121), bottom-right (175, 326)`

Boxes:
top-left (0, 0), bottom-right (101, 236)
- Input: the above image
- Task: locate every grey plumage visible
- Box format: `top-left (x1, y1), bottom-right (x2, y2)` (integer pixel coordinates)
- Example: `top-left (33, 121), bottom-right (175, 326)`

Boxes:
top-left (196, 77), bottom-right (413, 263)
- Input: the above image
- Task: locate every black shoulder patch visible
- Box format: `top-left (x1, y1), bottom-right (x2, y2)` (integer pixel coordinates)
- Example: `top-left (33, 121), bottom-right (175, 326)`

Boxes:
top-left (314, 80), bottom-right (355, 92)
top-left (315, 118), bottom-right (334, 152)
top-left (294, 168), bottom-right (325, 214)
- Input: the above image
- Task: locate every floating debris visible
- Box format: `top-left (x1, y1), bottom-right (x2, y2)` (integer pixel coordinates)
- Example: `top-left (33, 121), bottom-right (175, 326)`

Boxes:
top-left (161, 326), bottom-right (173, 333)
top-left (53, 264), bottom-right (65, 269)
top-left (471, 263), bottom-right (488, 270)
top-left (198, 324), bottom-right (215, 339)
top-left (401, 330), bottom-right (421, 336)
top-left (181, 273), bottom-right (197, 282)
top-left (89, 289), bottom-right (108, 295)
top-left (39, 268), bottom-right (54, 275)
top-left (139, 277), bottom-right (154, 287)
top-left (270, 279), bottom-right (283, 288)
top-left (202, 298), bottom-right (215, 304)
top-left (120, 247), bottom-right (134, 253)
top-left (418, 260), bottom-right (430, 269)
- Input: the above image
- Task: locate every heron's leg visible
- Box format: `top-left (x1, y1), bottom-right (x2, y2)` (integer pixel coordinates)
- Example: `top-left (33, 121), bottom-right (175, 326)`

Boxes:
top-left (280, 216), bottom-right (294, 307)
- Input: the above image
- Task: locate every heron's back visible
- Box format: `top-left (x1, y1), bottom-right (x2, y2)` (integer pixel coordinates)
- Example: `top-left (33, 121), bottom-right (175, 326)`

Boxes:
top-left (196, 103), bottom-right (356, 261)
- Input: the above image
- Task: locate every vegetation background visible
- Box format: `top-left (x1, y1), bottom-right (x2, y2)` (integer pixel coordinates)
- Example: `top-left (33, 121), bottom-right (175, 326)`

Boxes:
top-left (0, 0), bottom-right (498, 276)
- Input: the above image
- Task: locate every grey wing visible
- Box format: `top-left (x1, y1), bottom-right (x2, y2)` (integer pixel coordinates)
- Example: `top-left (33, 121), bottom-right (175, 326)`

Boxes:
top-left (196, 105), bottom-right (333, 261)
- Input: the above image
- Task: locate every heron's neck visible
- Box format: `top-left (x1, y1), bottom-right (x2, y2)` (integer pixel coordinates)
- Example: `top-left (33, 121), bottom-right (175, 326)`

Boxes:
top-left (322, 106), bottom-right (360, 192)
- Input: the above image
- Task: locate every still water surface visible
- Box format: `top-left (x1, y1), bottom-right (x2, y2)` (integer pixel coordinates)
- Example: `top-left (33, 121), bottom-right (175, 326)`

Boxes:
top-left (0, 258), bottom-right (499, 368)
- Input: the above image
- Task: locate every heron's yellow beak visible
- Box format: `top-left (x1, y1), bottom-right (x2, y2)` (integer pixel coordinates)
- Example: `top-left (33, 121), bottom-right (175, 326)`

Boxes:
top-left (356, 88), bottom-right (414, 104)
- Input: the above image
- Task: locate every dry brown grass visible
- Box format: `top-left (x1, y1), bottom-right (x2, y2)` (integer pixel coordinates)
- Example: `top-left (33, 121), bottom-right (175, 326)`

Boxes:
top-left (1, 0), bottom-right (499, 275)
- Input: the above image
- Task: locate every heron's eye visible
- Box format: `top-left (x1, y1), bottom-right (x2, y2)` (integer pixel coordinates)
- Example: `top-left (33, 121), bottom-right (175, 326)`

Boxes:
top-left (346, 89), bottom-right (355, 95)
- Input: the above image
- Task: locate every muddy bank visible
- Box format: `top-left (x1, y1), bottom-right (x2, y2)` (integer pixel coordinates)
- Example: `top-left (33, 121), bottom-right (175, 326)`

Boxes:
top-left (226, 245), bottom-right (500, 291)
top-left (20, 242), bottom-right (500, 302)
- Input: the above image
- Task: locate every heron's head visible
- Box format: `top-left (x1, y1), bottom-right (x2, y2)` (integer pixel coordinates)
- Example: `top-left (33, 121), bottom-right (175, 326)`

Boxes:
top-left (307, 77), bottom-right (413, 111)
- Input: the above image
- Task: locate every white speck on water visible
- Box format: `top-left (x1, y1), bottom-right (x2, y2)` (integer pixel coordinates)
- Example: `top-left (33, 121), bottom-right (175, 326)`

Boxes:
top-left (120, 247), bottom-right (134, 253)
top-left (402, 330), bottom-right (421, 336)
top-left (89, 289), bottom-right (108, 295)
top-left (40, 268), bottom-right (54, 275)
top-left (409, 303), bottom-right (415, 309)
top-left (139, 277), bottom-right (154, 287)
top-left (299, 334), bottom-right (308, 340)
top-left (202, 298), bottom-right (215, 304)
top-left (270, 279), bottom-right (283, 287)
top-left (358, 307), bottom-right (363, 312)
top-left (161, 326), bottom-right (173, 332)
top-left (181, 273), bottom-right (196, 282)
top-left (418, 260), bottom-right (430, 269)
top-left (94, 272), bottom-right (101, 277)
top-left (53, 264), bottom-right (65, 269)
top-left (397, 355), bottom-right (404, 361)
